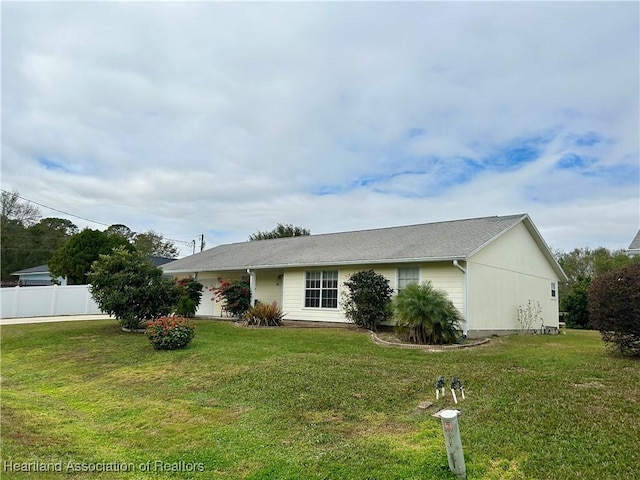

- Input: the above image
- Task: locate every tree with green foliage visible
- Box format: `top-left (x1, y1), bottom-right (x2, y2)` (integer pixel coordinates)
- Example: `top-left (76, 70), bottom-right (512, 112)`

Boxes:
top-left (106, 224), bottom-right (178, 258)
top-left (1, 215), bottom-right (30, 281)
top-left (588, 263), bottom-right (640, 357)
top-left (392, 282), bottom-right (462, 345)
top-left (1, 189), bottom-right (41, 226)
top-left (1, 190), bottom-right (80, 281)
top-left (48, 228), bottom-right (134, 284)
top-left (558, 247), bottom-right (637, 286)
top-left (133, 229), bottom-right (179, 258)
top-left (28, 218), bottom-right (79, 266)
top-left (88, 246), bottom-right (180, 330)
top-left (1, 190), bottom-right (42, 281)
top-left (562, 276), bottom-right (592, 329)
top-left (557, 247), bottom-right (639, 329)
top-left (249, 223), bottom-right (310, 241)
top-left (105, 224), bottom-right (135, 242)
top-left (342, 270), bottom-right (394, 331)
top-left (174, 277), bottom-right (204, 317)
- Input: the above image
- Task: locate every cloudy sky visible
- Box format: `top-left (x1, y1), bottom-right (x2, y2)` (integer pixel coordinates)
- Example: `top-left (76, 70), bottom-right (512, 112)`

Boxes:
top-left (2, 1), bottom-right (638, 257)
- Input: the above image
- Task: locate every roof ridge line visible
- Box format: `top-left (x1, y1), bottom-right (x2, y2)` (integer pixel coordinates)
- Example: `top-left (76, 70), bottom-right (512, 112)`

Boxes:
top-left (220, 213), bottom-right (528, 247)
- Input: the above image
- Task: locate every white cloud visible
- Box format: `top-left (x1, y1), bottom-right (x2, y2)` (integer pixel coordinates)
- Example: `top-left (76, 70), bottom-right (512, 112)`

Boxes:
top-left (2, 1), bottom-right (638, 256)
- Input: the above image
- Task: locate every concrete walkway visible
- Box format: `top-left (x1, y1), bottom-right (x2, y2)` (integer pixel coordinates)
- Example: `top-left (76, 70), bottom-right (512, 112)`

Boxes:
top-left (1, 314), bottom-right (112, 326)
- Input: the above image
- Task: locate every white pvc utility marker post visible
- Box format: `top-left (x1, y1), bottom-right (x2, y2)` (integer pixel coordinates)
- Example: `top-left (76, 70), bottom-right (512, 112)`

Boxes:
top-left (439, 409), bottom-right (466, 479)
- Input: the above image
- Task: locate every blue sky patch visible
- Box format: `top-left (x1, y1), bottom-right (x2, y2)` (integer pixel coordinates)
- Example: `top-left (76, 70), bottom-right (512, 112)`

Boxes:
top-left (482, 133), bottom-right (554, 171)
top-left (407, 127), bottom-right (426, 139)
top-left (316, 131), bottom-right (558, 199)
top-left (37, 156), bottom-right (72, 173)
top-left (574, 131), bottom-right (602, 147)
top-left (582, 163), bottom-right (640, 186)
top-left (556, 153), bottom-right (594, 170)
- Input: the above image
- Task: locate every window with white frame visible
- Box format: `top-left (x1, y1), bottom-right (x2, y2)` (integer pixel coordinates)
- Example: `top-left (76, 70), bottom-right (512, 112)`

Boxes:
top-left (305, 270), bottom-right (338, 308)
top-left (551, 282), bottom-right (557, 299)
top-left (397, 267), bottom-right (420, 291)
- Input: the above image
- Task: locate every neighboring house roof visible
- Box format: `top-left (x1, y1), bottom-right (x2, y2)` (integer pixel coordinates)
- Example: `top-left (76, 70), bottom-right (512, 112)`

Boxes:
top-left (628, 230), bottom-right (640, 256)
top-left (11, 264), bottom-right (50, 276)
top-left (149, 256), bottom-right (176, 267)
top-left (162, 213), bottom-right (567, 280)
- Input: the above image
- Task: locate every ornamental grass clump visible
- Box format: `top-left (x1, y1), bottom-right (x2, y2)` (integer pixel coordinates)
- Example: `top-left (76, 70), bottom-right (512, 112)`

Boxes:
top-left (243, 302), bottom-right (285, 326)
top-left (145, 316), bottom-right (196, 350)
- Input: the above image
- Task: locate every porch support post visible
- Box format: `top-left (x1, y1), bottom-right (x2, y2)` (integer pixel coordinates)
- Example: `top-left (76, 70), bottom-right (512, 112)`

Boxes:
top-left (246, 269), bottom-right (256, 305)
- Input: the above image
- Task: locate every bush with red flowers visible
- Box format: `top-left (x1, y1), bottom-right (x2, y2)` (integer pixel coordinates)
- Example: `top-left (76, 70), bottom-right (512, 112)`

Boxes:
top-left (210, 279), bottom-right (251, 317)
top-left (145, 316), bottom-right (196, 350)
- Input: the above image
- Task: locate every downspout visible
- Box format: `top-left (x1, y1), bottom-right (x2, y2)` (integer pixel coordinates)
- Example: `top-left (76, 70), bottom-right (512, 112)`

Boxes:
top-left (452, 260), bottom-right (468, 337)
top-left (246, 269), bottom-right (256, 306)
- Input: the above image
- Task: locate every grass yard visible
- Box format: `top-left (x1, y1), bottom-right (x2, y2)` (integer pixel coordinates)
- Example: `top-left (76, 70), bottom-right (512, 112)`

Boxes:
top-left (1, 320), bottom-right (638, 479)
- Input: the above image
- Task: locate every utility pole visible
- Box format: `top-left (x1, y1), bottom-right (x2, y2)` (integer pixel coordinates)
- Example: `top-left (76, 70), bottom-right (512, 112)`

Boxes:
top-left (199, 234), bottom-right (205, 252)
top-left (191, 239), bottom-right (196, 255)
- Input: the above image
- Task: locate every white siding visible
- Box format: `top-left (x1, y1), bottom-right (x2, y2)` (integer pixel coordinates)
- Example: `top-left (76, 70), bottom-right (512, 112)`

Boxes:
top-left (467, 222), bottom-right (560, 334)
top-left (420, 263), bottom-right (465, 315)
top-left (253, 269), bottom-right (284, 306)
top-left (281, 263), bottom-right (464, 324)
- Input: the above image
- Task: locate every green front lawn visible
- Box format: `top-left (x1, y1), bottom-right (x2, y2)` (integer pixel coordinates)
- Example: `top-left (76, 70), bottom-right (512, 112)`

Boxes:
top-left (1, 321), bottom-right (638, 479)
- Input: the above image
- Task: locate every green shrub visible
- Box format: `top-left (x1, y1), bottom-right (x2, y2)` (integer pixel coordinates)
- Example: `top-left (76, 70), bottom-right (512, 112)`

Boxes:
top-left (145, 316), bottom-right (196, 350)
top-left (588, 263), bottom-right (640, 356)
top-left (174, 277), bottom-right (204, 317)
top-left (211, 279), bottom-right (251, 317)
top-left (88, 246), bottom-right (180, 330)
top-left (392, 282), bottom-right (462, 345)
top-left (342, 270), bottom-right (394, 331)
top-left (243, 302), bottom-right (285, 326)
top-left (561, 276), bottom-right (592, 329)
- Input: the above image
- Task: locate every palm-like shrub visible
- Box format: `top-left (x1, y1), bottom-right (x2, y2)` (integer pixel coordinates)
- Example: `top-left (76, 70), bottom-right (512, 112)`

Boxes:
top-left (392, 282), bottom-right (462, 345)
top-left (243, 302), bottom-right (285, 326)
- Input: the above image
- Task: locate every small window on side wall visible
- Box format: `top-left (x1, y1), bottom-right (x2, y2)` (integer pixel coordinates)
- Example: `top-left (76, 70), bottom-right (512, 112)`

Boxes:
top-left (398, 267), bottom-right (420, 292)
top-left (551, 282), bottom-right (557, 298)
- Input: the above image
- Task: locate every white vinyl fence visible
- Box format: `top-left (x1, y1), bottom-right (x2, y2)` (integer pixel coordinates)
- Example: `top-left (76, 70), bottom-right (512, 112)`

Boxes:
top-left (1, 285), bottom-right (101, 319)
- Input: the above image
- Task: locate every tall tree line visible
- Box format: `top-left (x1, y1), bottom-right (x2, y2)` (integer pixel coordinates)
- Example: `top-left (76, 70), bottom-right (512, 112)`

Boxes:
top-left (1, 190), bottom-right (78, 281)
top-left (1, 190), bottom-right (178, 283)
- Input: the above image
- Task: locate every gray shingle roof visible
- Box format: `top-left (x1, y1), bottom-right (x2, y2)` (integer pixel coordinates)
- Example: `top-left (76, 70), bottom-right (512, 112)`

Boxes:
top-left (11, 264), bottom-right (49, 276)
top-left (149, 256), bottom-right (175, 267)
top-left (628, 230), bottom-right (640, 255)
top-left (163, 214), bottom-right (563, 277)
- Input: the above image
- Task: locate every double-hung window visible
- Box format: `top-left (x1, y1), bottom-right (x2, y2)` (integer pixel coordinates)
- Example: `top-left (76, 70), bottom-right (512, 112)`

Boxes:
top-left (305, 270), bottom-right (338, 308)
top-left (397, 267), bottom-right (420, 291)
top-left (551, 282), bottom-right (557, 299)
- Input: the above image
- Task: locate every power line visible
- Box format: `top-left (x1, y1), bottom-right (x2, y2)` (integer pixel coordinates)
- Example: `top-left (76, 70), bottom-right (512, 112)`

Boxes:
top-left (1, 189), bottom-right (194, 246)
top-left (2, 189), bottom-right (110, 227)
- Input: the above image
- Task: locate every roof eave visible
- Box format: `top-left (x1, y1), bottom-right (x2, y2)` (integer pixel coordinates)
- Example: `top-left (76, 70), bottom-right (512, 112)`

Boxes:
top-left (163, 256), bottom-right (468, 274)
